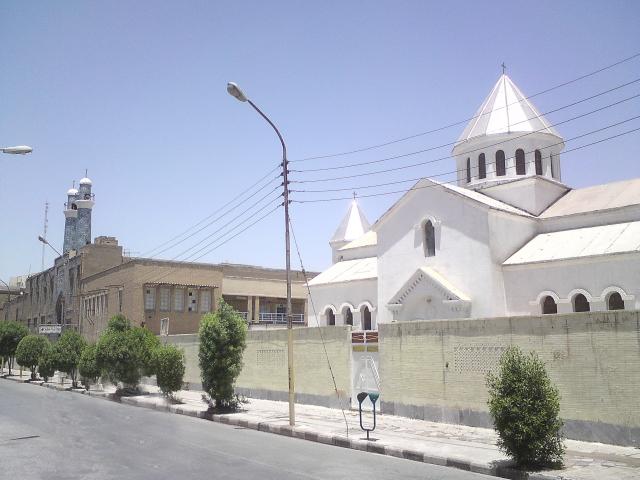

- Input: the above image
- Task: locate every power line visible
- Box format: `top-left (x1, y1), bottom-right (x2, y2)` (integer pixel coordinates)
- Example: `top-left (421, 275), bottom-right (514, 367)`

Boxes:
top-left (291, 52), bottom-right (640, 162)
top-left (291, 94), bottom-right (640, 184)
top-left (141, 164), bottom-right (281, 257)
top-left (292, 78), bottom-right (640, 173)
top-left (293, 123), bottom-right (640, 203)
top-left (288, 215), bottom-right (350, 438)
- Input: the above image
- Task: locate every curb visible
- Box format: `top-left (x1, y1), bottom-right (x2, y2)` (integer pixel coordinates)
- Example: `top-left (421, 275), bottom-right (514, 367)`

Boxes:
top-left (1, 376), bottom-right (564, 480)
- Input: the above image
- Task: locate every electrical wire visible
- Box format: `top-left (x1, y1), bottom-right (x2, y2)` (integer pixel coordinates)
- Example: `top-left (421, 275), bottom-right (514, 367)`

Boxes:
top-left (291, 52), bottom-right (640, 162)
top-left (292, 94), bottom-right (640, 184)
top-left (292, 78), bottom-right (640, 173)
top-left (293, 123), bottom-right (640, 203)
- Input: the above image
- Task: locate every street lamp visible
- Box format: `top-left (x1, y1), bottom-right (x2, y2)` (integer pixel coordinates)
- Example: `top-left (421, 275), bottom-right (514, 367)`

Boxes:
top-left (1, 145), bottom-right (32, 155)
top-left (38, 235), bottom-right (62, 257)
top-left (227, 81), bottom-right (296, 427)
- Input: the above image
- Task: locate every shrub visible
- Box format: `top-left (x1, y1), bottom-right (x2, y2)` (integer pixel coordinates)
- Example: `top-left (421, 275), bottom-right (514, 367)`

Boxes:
top-left (95, 316), bottom-right (160, 390)
top-left (153, 344), bottom-right (185, 397)
top-left (0, 321), bottom-right (29, 375)
top-left (15, 335), bottom-right (49, 380)
top-left (198, 299), bottom-right (247, 409)
top-left (53, 330), bottom-right (86, 388)
top-left (38, 343), bottom-right (57, 382)
top-left (486, 346), bottom-right (565, 469)
top-left (78, 344), bottom-right (100, 390)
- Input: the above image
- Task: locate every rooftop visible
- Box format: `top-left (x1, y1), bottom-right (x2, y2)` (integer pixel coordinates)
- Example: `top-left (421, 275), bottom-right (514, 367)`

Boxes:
top-left (331, 200), bottom-right (371, 245)
top-left (308, 257), bottom-right (377, 286)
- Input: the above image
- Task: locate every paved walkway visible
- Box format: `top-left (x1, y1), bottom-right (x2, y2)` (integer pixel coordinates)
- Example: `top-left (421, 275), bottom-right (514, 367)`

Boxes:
top-left (3, 372), bottom-right (639, 480)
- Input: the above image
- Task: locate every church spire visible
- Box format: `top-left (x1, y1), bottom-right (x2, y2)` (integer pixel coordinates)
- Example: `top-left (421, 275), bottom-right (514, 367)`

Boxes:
top-left (330, 198), bottom-right (371, 246)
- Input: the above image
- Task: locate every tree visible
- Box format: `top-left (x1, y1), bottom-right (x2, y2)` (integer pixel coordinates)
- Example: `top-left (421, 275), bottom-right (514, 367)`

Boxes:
top-left (95, 315), bottom-right (160, 391)
top-left (78, 343), bottom-right (100, 390)
top-left (0, 321), bottom-right (29, 375)
top-left (486, 346), bottom-right (565, 469)
top-left (198, 299), bottom-right (247, 409)
top-left (38, 343), bottom-right (57, 382)
top-left (54, 330), bottom-right (87, 388)
top-left (15, 335), bottom-right (49, 380)
top-left (153, 344), bottom-right (185, 398)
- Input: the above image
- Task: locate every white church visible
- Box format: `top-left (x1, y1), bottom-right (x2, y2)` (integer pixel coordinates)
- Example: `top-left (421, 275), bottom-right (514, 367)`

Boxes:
top-left (309, 73), bottom-right (640, 330)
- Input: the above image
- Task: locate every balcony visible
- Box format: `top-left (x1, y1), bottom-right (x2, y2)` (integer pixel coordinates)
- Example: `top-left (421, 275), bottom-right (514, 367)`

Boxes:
top-left (259, 312), bottom-right (305, 324)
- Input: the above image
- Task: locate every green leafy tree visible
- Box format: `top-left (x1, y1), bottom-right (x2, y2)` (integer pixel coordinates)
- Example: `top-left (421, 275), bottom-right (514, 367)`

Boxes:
top-left (0, 321), bottom-right (29, 375)
top-left (153, 344), bottom-right (185, 397)
top-left (15, 335), bottom-right (49, 380)
top-left (78, 343), bottom-right (100, 390)
top-left (38, 343), bottom-right (57, 382)
top-left (198, 299), bottom-right (247, 409)
top-left (53, 330), bottom-right (87, 388)
top-left (95, 315), bottom-right (160, 391)
top-left (486, 346), bottom-right (565, 469)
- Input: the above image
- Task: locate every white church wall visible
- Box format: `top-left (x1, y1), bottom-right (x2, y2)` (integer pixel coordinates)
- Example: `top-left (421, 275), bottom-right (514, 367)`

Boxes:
top-left (308, 278), bottom-right (377, 327)
top-left (503, 254), bottom-right (640, 315)
top-left (376, 183), bottom-right (510, 324)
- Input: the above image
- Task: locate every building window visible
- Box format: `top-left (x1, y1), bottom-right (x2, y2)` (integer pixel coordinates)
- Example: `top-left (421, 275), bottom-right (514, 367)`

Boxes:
top-left (144, 287), bottom-right (155, 311)
top-left (515, 149), bottom-right (525, 175)
top-left (495, 150), bottom-right (506, 176)
top-left (535, 150), bottom-right (542, 175)
top-left (187, 289), bottom-right (198, 312)
top-left (478, 153), bottom-right (486, 179)
top-left (174, 288), bottom-right (184, 312)
top-left (607, 292), bottom-right (624, 310)
top-left (361, 306), bottom-right (372, 330)
top-left (573, 293), bottom-right (590, 313)
top-left (466, 157), bottom-right (471, 183)
top-left (325, 308), bottom-right (335, 326)
top-left (159, 287), bottom-right (170, 311)
top-left (344, 307), bottom-right (353, 326)
top-left (200, 290), bottom-right (212, 313)
top-left (118, 289), bottom-right (123, 312)
top-left (424, 220), bottom-right (435, 257)
top-left (550, 153), bottom-right (555, 178)
top-left (542, 296), bottom-right (557, 314)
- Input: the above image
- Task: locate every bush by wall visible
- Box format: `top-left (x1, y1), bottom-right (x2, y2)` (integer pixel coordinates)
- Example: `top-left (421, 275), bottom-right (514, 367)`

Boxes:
top-left (78, 343), bottom-right (100, 390)
top-left (198, 300), bottom-right (247, 409)
top-left (15, 335), bottom-right (49, 380)
top-left (153, 344), bottom-right (185, 397)
top-left (486, 346), bottom-right (565, 469)
top-left (0, 321), bottom-right (29, 375)
top-left (53, 330), bottom-right (87, 388)
top-left (38, 343), bottom-right (57, 382)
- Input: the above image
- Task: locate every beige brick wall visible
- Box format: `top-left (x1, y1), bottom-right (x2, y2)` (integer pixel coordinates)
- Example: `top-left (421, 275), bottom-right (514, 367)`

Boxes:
top-left (379, 310), bottom-right (640, 445)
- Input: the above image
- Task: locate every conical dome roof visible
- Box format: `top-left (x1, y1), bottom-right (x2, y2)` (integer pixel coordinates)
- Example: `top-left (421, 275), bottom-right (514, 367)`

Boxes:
top-left (330, 200), bottom-right (371, 245)
top-left (455, 74), bottom-right (561, 146)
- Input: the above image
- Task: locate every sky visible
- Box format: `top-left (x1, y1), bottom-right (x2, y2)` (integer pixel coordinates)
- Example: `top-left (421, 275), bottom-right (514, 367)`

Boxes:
top-left (1, 1), bottom-right (639, 282)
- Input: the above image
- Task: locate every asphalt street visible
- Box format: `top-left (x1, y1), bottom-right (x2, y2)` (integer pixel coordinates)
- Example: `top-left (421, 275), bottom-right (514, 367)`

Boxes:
top-left (0, 380), bottom-right (495, 480)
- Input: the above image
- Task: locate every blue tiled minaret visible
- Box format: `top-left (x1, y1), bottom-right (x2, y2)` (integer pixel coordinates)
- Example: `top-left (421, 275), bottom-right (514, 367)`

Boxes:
top-left (63, 185), bottom-right (78, 253)
top-left (75, 177), bottom-right (94, 250)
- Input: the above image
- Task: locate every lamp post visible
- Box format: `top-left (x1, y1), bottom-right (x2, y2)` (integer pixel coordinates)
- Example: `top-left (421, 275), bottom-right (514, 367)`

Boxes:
top-left (38, 235), bottom-right (62, 257)
top-left (227, 82), bottom-right (296, 426)
top-left (1, 145), bottom-right (32, 155)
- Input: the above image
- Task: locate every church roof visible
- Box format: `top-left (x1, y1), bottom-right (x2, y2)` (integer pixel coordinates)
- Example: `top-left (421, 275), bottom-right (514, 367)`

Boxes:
top-left (504, 221), bottom-right (640, 265)
top-left (339, 231), bottom-right (377, 251)
top-left (330, 199), bottom-right (371, 244)
top-left (540, 178), bottom-right (640, 218)
top-left (308, 257), bottom-right (377, 286)
top-left (456, 74), bottom-right (561, 145)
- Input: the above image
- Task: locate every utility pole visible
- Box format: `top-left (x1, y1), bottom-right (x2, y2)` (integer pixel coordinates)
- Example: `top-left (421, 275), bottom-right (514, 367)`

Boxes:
top-left (41, 201), bottom-right (49, 270)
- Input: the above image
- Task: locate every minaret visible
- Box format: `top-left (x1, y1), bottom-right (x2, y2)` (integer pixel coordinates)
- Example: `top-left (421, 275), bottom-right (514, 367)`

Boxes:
top-left (63, 184), bottom-right (78, 253)
top-left (75, 176), bottom-right (95, 250)
top-left (329, 197), bottom-right (371, 263)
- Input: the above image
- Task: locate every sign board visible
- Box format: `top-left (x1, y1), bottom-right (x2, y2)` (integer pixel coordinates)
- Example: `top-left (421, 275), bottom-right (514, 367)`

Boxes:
top-left (160, 317), bottom-right (169, 336)
top-left (39, 325), bottom-right (62, 334)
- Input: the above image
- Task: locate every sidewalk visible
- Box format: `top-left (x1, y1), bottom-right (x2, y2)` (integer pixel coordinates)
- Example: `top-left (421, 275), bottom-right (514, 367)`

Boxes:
top-left (3, 373), bottom-right (639, 480)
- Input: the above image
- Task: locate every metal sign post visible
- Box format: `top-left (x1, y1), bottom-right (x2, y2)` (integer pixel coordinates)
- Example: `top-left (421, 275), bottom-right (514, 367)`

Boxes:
top-left (357, 391), bottom-right (380, 440)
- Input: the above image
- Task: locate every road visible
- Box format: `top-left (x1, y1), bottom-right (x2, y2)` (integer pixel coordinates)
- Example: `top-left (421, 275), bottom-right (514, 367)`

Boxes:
top-left (0, 380), bottom-right (494, 480)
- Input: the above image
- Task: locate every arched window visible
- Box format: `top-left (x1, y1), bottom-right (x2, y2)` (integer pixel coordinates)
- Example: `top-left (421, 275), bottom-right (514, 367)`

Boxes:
top-left (424, 220), bottom-right (435, 257)
top-left (495, 150), bottom-right (506, 176)
top-left (607, 292), bottom-right (624, 310)
top-left (573, 293), bottom-right (590, 313)
top-left (478, 153), bottom-right (486, 179)
top-left (325, 308), bottom-right (335, 326)
top-left (344, 307), bottom-right (353, 326)
top-left (515, 149), bottom-right (525, 175)
top-left (362, 306), bottom-right (372, 330)
top-left (542, 296), bottom-right (557, 314)
top-left (535, 150), bottom-right (543, 175)
top-left (466, 157), bottom-right (471, 183)
top-left (550, 153), bottom-right (555, 178)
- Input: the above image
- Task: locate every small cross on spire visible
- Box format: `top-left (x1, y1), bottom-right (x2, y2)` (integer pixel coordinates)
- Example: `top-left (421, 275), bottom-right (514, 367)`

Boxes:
top-left (85, 168), bottom-right (88, 177)
top-left (501, 62), bottom-right (507, 75)
top-left (353, 191), bottom-right (357, 201)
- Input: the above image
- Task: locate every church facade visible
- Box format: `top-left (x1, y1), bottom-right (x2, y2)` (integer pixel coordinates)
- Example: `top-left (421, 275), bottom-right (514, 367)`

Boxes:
top-left (309, 74), bottom-right (640, 329)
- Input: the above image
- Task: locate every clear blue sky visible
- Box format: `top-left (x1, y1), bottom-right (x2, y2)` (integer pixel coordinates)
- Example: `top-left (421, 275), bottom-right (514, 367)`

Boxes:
top-left (1, 1), bottom-right (639, 281)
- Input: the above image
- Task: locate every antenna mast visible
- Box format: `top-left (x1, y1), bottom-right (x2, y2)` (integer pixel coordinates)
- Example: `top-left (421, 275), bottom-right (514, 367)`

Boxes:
top-left (41, 201), bottom-right (49, 270)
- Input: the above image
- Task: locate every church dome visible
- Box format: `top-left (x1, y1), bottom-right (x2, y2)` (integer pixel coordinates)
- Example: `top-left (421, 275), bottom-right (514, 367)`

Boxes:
top-left (79, 177), bottom-right (92, 185)
top-left (67, 188), bottom-right (78, 195)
